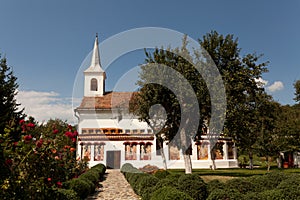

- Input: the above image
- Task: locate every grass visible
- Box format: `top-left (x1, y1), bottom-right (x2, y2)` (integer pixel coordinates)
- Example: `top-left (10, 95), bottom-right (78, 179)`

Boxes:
top-left (169, 167), bottom-right (300, 178)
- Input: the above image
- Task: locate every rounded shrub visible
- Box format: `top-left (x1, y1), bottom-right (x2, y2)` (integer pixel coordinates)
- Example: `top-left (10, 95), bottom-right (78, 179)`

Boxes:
top-left (79, 170), bottom-right (99, 183)
top-left (177, 173), bottom-right (208, 200)
top-left (153, 177), bottom-right (179, 192)
top-left (54, 188), bottom-right (80, 200)
top-left (225, 178), bottom-right (255, 194)
top-left (207, 179), bottom-right (225, 194)
top-left (65, 178), bottom-right (91, 199)
top-left (137, 175), bottom-right (159, 197)
top-left (91, 163), bottom-right (106, 177)
top-left (207, 188), bottom-right (244, 200)
top-left (121, 163), bottom-right (134, 173)
top-left (132, 173), bottom-right (151, 193)
top-left (150, 186), bottom-right (193, 200)
top-left (153, 169), bottom-right (170, 179)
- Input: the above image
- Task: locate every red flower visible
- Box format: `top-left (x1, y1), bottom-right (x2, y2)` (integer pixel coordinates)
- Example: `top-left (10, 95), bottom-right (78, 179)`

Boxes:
top-left (5, 159), bottom-right (12, 166)
top-left (56, 181), bottom-right (62, 188)
top-left (27, 123), bottom-right (35, 128)
top-left (68, 125), bottom-right (73, 130)
top-left (13, 142), bottom-right (18, 146)
top-left (47, 177), bottom-right (51, 182)
top-left (73, 131), bottom-right (78, 137)
top-left (36, 139), bottom-right (43, 148)
top-left (53, 129), bottom-right (59, 134)
top-left (19, 119), bottom-right (25, 124)
top-left (72, 138), bottom-right (76, 143)
top-left (24, 135), bottom-right (32, 142)
top-left (65, 131), bottom-right (72, 138)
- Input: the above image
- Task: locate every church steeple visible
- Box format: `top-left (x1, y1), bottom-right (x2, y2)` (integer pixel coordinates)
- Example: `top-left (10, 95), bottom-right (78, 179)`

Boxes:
top-left (84, 34), bottom-right (106, 97)
top-left (85, 33), bottom-right (104, 73)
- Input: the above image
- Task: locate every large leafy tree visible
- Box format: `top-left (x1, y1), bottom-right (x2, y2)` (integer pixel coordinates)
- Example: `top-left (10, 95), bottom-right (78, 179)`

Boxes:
top-left (131, 36), bottom-right (209, 173)
top-left (0, 55), bottom-right (24, 182)
top-left (199, 31), bottom-right (269, 169)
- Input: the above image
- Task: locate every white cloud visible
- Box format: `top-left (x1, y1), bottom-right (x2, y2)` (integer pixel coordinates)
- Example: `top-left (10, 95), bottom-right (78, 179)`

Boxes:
top-left (267, 81), bottom-right (284, 92)
top-left (16, 90), bottom-right (77, 124)
top-left (255, 78), bottom-right (268, 88)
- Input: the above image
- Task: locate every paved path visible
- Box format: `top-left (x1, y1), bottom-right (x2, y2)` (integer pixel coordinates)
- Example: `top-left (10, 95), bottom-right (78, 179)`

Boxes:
top-left (86, 169), bottom-right (141, 200)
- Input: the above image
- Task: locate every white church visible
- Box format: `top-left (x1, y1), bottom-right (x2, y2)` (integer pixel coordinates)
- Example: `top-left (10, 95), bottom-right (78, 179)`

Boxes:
top-left (74, 35), bottom-right (238, 169)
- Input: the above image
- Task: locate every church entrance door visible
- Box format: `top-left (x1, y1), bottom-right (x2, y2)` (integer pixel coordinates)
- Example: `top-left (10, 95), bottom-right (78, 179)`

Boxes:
top-left (106, 151), bottom-right (121, 169)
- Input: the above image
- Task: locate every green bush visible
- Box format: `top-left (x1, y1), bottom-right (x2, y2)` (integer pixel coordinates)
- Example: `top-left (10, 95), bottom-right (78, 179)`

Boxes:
top-left (137, 176), bottom-right (159, 198)
top-left (207, 188), bottom-right (244, 200)
top-left (79, 170), bottom-right (99, 183)
top-left (207, 179), bottom-right (225, 194)
top-left (225, 178), bottom-right (255, 194)
top-left (177, 173), bottom-right (208, 200)
top-left (91, 163), bottom-right (106, 175)
top-left (153, 169), bottom-right (170, 179)
top-left (65, 178), bottom-right (91, 199)
top-left (121, 163), bottom-right (134, 173)
top-left (247, 171), bottom-right (287, 192)
top-left (153, 177), bottom-right (179, 191)
top-left (132, 174), bottom-right (151, 193)
top-left (54, 188), bottom-right (80, 200)
top-left (150, 186), bottom-right (193, 200)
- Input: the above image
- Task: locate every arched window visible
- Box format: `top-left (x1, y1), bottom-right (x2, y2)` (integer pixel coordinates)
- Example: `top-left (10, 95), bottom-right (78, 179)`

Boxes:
top-left (90, 78), bottom-right (98, 91)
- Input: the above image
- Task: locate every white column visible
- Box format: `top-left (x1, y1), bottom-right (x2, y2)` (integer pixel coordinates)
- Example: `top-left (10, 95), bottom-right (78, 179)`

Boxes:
top-left (90, 145), bottom-right (95, 161)
top-left (208, 142), bottom-right (211, 160)
top-left (223, 141), bottom-right (228, 160)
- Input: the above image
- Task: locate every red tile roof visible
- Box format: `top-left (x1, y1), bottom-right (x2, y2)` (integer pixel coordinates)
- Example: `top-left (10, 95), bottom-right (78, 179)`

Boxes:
top-left (77, 92), bottom-right (138, 109)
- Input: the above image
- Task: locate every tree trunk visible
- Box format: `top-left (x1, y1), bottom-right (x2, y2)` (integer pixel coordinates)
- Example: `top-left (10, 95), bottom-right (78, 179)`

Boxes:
top-left (266, 155), bottom-right (270, 171)
top-left (158, 139), bottom-right (167, 170)
top-left (180, 127), bottom-right (192, 174)
top-left (249, 150), bottom-right (253, 170)
top-left (210, 150), bottom-right (216, 170)
top-left (277, 153), bottom-right (282, 169)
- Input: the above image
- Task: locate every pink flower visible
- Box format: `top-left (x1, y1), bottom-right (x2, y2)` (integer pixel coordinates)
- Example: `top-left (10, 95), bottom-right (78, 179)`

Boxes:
top-left (56, 181), bottom-right (62, 188)
top-left (47, 178), bottom-right (51, 182)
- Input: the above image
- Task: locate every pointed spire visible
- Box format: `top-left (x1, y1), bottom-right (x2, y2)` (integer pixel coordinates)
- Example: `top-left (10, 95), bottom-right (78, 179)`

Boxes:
top-left (85, 33), bottom-right (104, 72)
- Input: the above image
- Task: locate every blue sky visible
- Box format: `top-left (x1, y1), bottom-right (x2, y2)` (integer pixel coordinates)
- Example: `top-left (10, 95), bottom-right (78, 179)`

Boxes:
top-left (0, 1), bottom-right (299, 122)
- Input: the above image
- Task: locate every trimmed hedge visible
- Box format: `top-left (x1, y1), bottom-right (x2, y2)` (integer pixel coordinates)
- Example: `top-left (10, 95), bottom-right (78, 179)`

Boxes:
top-left (153, 169), bottom-right (170, 179)
top-left (63, 163), bottom-right (106, 199)
top-left (54, 188), bottom-right (80, 200)
top-left (150, 186), bottom-right (193, 200)
top-left (207, 188), bottom-right (244, 200)
top-left (177, 173), bottom-right (208, 200)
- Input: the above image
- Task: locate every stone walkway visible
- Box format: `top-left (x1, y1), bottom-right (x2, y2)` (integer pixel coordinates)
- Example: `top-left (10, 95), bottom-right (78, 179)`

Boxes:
top-left (86, 169), bottom-right (141, 200)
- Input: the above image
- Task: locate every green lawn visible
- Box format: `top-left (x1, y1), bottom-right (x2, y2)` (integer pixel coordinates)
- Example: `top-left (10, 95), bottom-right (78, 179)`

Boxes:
top-left (169, 167), bottom-right (300, 178)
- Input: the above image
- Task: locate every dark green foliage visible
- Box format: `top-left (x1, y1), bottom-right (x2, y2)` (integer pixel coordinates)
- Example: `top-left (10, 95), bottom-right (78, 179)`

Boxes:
top-left (294, 80), bottom-right (300, 103)
top-left (54, 188), bottom-right (80, 200)
top-left (137, 176), bottom-right (159, 199)
top-left (79, 170), bottom-right (99, 183)
top-left (121, 163), bottom-right (134, 173)
top-left (150, 186), bottom-right (193, 200)
top-left (65, 178), bottom-right (91, 199)
top-left (206, 179), bottom-right (225, 194)
top-left (225, 178), bottom-right (255, 194)
top-left (207, 188), bottom-right (244, 200)
top-left (177, 173), bottom-right (208, 200)
top-left (91, 163), bottom-right (106, 175)
top-left (153, 169), bottom-right (170, 179)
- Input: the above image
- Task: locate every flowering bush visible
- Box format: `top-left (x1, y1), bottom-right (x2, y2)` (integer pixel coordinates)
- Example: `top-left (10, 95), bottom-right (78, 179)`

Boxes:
top-left (0, 118), bottom-right (87, 199)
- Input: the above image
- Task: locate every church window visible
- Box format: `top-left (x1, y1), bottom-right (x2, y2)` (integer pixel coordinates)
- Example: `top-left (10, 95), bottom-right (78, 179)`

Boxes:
top-left (82, 144), bottom-right (91, 161)
top-left (140, 142), bottom-right (151, 160)
top-left (169, 143), bottom-right (180, 160)
top-left (91, 78), bottom-right (98, 91)
top-left (94, 144), bottom-right (105, 161)
top-left (125, 143), bottom-right (137, 160)
top-left (197, 142), bottom-right (209, 160)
